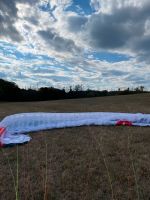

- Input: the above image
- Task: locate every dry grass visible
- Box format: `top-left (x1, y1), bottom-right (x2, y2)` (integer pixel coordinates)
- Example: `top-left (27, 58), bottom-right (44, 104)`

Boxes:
top-left (0, 94), bottom-right (150, 200)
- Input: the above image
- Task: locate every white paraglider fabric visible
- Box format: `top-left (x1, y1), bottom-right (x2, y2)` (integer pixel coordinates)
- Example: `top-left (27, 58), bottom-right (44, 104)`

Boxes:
top-left (0, 112), bottom-right (150, 146)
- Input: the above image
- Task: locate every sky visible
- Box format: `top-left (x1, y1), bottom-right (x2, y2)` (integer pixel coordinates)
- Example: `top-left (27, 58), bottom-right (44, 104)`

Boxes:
top-left (0, 0), bottom-right (150, 90)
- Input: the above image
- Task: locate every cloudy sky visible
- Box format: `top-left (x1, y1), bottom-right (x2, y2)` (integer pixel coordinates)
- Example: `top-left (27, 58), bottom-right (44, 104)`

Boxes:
top-left (0, 0), bottom-right (150, 90)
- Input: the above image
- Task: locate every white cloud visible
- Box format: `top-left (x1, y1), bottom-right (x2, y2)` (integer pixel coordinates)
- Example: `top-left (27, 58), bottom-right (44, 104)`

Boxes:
top-left (0, 0), bottom-right (150, 90)
top-left (90, 0), bottom-right (150, 13)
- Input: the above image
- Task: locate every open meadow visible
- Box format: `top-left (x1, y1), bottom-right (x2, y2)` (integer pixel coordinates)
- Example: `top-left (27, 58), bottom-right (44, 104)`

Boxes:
top-left (0, 94), bottom-right (150, 200)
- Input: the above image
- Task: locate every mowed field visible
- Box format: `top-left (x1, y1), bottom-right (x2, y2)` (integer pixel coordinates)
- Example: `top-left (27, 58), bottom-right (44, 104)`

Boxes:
top-left (0, 94), bottom-right (150, 200)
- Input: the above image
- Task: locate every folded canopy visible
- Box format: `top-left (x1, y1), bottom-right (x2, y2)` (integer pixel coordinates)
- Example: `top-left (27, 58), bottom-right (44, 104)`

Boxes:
top-left (0, 112), bottom-right (150, 147)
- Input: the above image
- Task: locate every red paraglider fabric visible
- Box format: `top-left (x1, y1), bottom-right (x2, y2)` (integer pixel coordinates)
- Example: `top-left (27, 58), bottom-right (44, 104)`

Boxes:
top-left (0, 127), bottom-right (6, 147)
top-left (116, 120), bottom-right (133, 126)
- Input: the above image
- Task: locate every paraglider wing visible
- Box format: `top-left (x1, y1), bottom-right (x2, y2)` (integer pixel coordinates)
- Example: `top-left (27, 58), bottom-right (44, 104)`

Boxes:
top-left (0, 112), bottom-right (150, 147)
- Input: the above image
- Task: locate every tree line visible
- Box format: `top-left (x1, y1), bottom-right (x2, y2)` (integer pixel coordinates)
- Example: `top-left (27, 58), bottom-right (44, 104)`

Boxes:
top-left (0, 78), bottom-right (148, 102)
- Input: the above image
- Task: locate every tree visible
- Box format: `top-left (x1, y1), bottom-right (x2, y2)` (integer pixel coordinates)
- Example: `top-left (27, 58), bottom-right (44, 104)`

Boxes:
top-left (74, 84), bottom-right (83, 92)
top-left (0, 79), bottom-right (20, 100)
top-left (139, 86), bottom-right (144, 92)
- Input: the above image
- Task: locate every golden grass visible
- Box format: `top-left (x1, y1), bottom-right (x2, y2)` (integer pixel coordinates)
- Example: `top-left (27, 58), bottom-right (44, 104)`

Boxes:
top-left (0, 93), bottom-right (150, 200)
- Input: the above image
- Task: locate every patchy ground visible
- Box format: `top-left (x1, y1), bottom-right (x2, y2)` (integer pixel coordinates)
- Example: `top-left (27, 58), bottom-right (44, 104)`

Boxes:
top-left (0, 94), bottom-right (150, 200)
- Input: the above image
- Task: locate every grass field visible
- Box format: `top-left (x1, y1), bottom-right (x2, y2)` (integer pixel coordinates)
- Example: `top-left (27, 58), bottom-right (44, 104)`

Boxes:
top-left (0, 94), bottom-right (150, 200)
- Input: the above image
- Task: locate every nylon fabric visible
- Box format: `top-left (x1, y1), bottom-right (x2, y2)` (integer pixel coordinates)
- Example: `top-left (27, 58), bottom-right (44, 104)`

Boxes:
top-left (0, 112), bottom-right (150, 146)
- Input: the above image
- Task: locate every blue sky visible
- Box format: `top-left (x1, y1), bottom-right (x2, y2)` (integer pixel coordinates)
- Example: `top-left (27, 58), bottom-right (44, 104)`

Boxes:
top-left (0, 0), bottom-right (150, 90)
